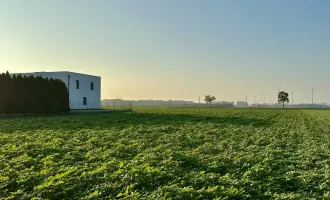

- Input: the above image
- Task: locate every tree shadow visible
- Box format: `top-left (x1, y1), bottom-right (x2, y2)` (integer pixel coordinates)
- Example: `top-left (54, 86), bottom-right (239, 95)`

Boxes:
top-left (0, 111), bottom-right (273, 133)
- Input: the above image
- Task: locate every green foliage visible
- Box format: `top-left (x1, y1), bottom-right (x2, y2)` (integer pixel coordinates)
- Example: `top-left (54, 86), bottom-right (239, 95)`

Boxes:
top-left (278, 91), bottom-right (290, 108)
top-left (204, 95), bottom-right (216, 106)
top-left (1, 108), bottom-right (330, 199)
top-left (0, 71), bottom-right (70, 114)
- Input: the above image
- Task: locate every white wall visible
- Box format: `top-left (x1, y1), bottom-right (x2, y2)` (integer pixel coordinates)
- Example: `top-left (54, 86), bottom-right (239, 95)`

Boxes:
top-left (67, 72), bottom-right (101, 109)
top-left (11, 71), bottom-right (101, 109)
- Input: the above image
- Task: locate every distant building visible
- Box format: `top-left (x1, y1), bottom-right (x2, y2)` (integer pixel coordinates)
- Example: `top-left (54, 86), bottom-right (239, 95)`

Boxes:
top-left (236, 101), bottom-right (249, 108)
top-left (11, 71), bottom-right (101, 109)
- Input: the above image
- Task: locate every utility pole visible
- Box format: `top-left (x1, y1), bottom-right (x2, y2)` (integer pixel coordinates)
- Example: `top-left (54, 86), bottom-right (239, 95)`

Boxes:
top-left (263, 93), bottom-right (265, 105)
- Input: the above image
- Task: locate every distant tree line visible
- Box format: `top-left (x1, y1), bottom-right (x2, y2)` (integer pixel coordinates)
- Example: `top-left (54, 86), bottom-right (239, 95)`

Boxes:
top-left (101, 99), bottom-right (234, 108)
top-left (0, 71), bottom-right (70, 115)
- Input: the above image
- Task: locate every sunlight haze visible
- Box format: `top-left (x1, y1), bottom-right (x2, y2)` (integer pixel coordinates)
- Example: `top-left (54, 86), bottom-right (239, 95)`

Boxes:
top-left (1, 0), bottom-right (329, 104)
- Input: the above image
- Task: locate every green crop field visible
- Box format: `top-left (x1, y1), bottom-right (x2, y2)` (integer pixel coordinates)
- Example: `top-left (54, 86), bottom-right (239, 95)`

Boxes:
top-left (1, 108), bottom-right (330, 199)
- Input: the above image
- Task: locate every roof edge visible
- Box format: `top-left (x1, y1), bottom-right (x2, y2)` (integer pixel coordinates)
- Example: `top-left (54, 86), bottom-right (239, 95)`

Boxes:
top-left (10, 71), bottom-right (101, 78)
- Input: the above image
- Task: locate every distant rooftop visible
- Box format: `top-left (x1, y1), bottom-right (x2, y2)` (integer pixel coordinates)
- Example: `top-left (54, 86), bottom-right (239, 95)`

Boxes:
top-left (11, 71), bottom-right (100, 78)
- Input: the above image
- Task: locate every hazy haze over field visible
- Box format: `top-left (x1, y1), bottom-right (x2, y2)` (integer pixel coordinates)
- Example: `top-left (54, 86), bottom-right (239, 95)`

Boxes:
top-left (0, 0), bottom-right (330, 104)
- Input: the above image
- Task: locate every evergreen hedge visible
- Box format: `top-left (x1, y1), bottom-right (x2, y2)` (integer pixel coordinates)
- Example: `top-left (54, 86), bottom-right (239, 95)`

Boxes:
top-left (0, 71), bottom-right (70, 114)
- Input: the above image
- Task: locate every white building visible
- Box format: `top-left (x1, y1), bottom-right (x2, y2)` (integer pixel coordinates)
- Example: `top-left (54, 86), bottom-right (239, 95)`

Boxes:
top-left (236, 101), bottom-right (249, 108)
top-left (11, 71), bottom-right (101, 109)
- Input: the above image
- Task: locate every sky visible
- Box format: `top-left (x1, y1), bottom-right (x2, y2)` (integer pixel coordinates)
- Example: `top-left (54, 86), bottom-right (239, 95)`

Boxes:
top-left (0, 0), bottom-right (330, 104)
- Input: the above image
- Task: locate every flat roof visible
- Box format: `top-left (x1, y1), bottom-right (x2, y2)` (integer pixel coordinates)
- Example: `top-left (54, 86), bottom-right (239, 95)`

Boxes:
top-left (11, 71), bottom-right (101, 78)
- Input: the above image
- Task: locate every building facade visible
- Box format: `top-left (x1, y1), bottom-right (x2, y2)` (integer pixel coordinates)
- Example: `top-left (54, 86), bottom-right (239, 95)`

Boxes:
top-left (11, 71), bottom-right (101, 109)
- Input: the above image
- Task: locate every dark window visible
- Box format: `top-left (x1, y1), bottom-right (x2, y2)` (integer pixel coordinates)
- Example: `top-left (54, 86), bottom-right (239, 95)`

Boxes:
top-left (90, 82), bottom-right (94, 90)
top-left (83, 97), bottom-right (87, 105)
top-left (76, 80), bottom-right (79, 89)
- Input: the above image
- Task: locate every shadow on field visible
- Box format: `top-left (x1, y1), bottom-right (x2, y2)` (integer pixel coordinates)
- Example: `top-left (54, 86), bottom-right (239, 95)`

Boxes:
top-left (0, 111), bottom-right (272, 133)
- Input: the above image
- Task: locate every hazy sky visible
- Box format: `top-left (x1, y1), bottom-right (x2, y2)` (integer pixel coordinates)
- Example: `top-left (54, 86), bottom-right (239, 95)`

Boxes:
top-left (1, 0), bottom-right (330, 104)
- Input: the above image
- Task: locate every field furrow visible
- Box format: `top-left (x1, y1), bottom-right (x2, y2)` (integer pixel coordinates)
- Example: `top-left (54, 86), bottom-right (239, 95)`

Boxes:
top-left (1, 108), bottom-right (330, 199)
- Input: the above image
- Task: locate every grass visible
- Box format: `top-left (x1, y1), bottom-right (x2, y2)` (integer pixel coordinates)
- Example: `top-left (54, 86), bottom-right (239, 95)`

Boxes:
top-left (1, 107), bottom-right (330, 199)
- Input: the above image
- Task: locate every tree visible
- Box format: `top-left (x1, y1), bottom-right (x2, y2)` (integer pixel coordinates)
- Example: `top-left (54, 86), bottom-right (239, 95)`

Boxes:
top-left (3, 71), bottom-right (13, 114)
top-left (0, 71), bottom-right (70, 114)
top-left (278, 91), bottom-right (289, 108)
top-left (0, 73), bottom-right (6, 113)
top-left (204, 95), bottom-right (216, 107)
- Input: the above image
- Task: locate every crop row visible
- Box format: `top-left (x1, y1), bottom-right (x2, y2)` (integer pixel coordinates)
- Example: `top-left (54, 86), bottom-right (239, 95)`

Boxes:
top-left (1, 108), bottom-right (330, 199)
